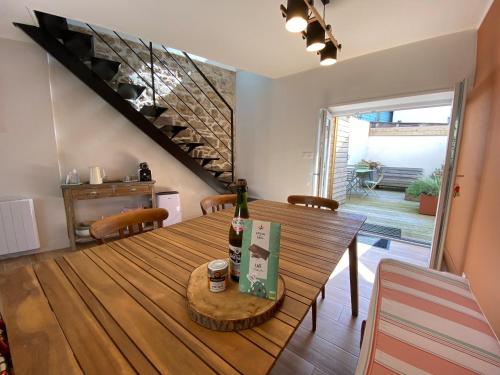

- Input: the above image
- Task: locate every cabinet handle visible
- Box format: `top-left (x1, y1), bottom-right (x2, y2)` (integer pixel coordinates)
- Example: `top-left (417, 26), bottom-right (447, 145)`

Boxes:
top-left (130, 188), bottom-right (137, 192)
top-left (89, 191), bottom-right (97, 195)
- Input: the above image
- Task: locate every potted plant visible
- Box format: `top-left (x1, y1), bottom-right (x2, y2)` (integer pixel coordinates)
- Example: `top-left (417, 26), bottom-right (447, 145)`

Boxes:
top-left (405, 176), bottom-right (441, 216)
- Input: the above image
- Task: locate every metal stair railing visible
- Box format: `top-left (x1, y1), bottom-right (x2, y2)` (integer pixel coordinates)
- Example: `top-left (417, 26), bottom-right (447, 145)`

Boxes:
top-left (86, 24), bottom-right (232, 166)
top-left (138, 38), bottom-right (231, 139)
top-left (182, 51), bottom-right (235, 182)
top-left (161, 46), bottom-right (232, 124)
top-left (112, 32), bottom-right (232, 151)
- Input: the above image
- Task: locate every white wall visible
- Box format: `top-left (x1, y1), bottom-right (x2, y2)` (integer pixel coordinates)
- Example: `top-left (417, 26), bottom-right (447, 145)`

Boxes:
top-left (0, 37), bottom-right (68, 251)
top-left (49, 57), bottom-right (216, 224)
top-left (345, 116), bottom-right (448, 175)
top-left (393, 106), bottom-right (451, 123)
top-left (235, 30), bottom-right (477, 202)
top-left (234, 72), bottom-right (275, 198)
top-left (365, 136), bottom-right (447, 176)
top-left (0, 37), bottom-right (218, 254)
top-left (346, 118), bottom-right (370, 164)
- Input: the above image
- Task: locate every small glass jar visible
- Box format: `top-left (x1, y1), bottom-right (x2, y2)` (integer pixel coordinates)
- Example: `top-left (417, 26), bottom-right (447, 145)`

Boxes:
top-left (207, 259), bottom-right (228, 293)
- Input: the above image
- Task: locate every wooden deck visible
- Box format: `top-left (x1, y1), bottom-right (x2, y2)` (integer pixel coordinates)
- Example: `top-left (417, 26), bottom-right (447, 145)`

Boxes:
top-left (339, 189), bottom-right (436, 244)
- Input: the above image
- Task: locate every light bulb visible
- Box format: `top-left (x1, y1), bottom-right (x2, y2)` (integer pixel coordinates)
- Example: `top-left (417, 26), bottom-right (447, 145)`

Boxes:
top-left (285, 17), bottom-right (308, 33)
top-left (306, 41), bottom-right (326, 52)
top-left (320, 58), bottom-right (337, 66)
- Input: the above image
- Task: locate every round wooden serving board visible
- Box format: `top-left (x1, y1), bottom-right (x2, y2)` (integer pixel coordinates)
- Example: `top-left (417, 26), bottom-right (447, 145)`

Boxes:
top-left (186, 262), bottom-right (286, 331)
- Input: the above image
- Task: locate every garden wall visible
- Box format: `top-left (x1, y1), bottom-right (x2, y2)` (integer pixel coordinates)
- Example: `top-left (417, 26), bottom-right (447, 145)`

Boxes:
top-left (347, 117), bottom-right (448, 176)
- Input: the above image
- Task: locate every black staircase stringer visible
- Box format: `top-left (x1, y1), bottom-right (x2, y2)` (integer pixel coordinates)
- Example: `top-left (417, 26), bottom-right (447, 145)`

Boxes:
top-left (14, 23), bottom-right (228, 194)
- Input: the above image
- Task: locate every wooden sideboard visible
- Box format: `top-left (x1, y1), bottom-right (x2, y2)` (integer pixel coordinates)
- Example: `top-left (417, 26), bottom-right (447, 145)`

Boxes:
top-left (61, 181), bottom-right (156, 250)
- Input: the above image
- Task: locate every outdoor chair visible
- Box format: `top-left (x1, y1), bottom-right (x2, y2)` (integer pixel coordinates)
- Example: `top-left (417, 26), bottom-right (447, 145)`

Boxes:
top-left (346, 166), bottom-right (357, 199)
top-left (363, 169), bottom-right (384, 195)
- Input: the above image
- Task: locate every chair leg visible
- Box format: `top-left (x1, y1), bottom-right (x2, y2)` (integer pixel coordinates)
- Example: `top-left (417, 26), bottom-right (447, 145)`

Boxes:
top-left (311, 300), bottom-right (317, 332)
top-left (360, 320), bottom-right (367, 348)
top-left (321, 286), bottom-right (325, 299)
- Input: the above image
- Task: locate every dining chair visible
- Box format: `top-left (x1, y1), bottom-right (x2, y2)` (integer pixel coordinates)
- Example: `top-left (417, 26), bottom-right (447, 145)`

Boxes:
top-left (200, 194), bottom-right (237, 215)
top-left (90, 208), bottom-right (168, 244)
top-left (287, 195), bottom-right (339, 331)
top-left (287, 195), bottom-right (339, 210)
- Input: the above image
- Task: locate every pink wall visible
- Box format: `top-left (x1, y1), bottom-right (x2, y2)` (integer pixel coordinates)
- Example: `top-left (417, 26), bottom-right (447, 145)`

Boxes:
top-left (445, 0), bottom-right (500, 335)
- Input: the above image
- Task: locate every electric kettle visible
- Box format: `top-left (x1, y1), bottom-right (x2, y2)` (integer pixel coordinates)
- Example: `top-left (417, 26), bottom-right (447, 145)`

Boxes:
top-left (89, 166), bottom-right (105, 184)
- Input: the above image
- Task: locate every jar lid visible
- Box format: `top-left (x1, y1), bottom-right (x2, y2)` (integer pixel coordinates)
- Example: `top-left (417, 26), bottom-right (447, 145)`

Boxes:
top-left (208, 259), bottom-right (228, 271)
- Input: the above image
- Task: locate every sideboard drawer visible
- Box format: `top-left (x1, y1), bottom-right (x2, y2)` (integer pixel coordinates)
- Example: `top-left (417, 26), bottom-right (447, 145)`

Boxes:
top-left (115, 185), bottom-right (152, 196)
top-left (72, 188), bottom-right (116, 200)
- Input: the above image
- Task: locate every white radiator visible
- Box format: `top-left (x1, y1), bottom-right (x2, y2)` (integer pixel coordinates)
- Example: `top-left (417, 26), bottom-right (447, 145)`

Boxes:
top-left (0, 199), bottom-right (40, 255)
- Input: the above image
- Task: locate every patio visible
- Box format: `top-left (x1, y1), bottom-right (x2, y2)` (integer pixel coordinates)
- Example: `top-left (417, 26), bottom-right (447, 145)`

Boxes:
top-left (338, 189), bottom-right (436, 244)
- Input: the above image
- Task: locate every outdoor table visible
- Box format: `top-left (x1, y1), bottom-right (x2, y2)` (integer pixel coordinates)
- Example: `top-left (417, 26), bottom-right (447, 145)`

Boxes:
top-left (0, 200), bottom-right (365, 375)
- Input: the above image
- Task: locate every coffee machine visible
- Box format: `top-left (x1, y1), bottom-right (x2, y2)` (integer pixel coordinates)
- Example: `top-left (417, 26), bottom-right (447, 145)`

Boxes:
top-left (138, 162), bottom-right (152, 181)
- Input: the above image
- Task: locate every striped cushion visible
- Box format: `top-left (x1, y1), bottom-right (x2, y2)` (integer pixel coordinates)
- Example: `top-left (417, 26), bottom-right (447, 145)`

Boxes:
top-left (356, 259), bottom-right (500, 374)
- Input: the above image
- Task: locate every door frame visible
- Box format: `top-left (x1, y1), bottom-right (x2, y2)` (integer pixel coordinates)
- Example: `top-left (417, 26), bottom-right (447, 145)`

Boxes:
top-left (429, 80), bottom-right (468, 269)
top-left (312, 109), bottom-right (334, 197)
top-left (322, 89), bottom-right (464, 266)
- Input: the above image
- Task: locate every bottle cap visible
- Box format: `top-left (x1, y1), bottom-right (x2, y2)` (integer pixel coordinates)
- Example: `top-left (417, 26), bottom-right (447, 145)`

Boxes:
top-left (208, 259), bottom-right (228, 272)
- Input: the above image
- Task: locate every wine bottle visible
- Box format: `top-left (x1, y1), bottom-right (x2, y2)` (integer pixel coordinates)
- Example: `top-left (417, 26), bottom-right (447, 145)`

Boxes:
top-left (229, 179), bottom-right (249, 282)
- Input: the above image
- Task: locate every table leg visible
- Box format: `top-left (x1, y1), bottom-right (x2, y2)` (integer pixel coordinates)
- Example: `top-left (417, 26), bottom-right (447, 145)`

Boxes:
top-left (349, 235), bottom-right (359, 317)
top-left (311, 300), bottom-right (317, 332)
top-left (62, 189), bottom-right (77, 250)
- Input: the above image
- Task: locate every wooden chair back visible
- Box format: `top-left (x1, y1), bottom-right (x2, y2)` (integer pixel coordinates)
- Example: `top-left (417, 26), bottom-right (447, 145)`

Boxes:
top-left (200, 194), bottom-right (237, 215)
top-left (90, 208), bottom-right (168, 244)
top-left (287, 195), bottom-right (339, 211)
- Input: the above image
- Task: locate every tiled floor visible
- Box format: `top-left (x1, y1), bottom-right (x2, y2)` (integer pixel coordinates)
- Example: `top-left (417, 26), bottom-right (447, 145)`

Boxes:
top-left (0, 238), bottom-right (430, 375)
top-left (271, 238), bottom-right (430, 375)
top-left (339, 189), bottom-right (436, 244)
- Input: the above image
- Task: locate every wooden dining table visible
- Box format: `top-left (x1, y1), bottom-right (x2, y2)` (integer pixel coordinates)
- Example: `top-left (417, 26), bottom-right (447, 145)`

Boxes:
top-left (0, 200), bottom-right (365, 375)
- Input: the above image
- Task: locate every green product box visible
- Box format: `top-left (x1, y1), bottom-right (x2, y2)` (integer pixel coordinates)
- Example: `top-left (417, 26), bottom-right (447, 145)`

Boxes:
top-left (239, 219), bottom-right (281, 300)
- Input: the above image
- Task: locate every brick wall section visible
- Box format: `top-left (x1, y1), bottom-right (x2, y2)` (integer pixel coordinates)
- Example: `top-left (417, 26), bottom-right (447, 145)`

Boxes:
top-left (369, 125), bottom-right (449, 136)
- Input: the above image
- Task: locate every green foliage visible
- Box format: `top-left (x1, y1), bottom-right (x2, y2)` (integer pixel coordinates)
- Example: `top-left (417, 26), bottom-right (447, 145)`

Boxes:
top-left (357, 159), bottom-right (384, 169)
top-left (406, 177), bottom-right (441, 197)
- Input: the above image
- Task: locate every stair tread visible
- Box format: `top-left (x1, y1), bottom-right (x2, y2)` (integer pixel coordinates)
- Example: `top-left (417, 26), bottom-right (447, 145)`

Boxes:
top-left (117, 82), bottom-right (146, 100)
top-left (206, 168), bottom-right (232, 173)
top-left (62, 29), bottom-right (93, 39)
top-left (140, 105), bottom-right (168, 118)
top-left (61, 29), bottom-right (94, 60)
top-left (177, 142), bottom-right (204, 146)
top-left (91, 56), bottom-right (121, 65)
top-left (162, 125), bottom-right (187, 130)
top-left (35, 11), bottom-right (68, 38)
top-left (194, 156), bottom-right (220, 166)
top-left (91, 57), bottom-right (121, 81)
top-left (118, 82), bottom-right (146, 89)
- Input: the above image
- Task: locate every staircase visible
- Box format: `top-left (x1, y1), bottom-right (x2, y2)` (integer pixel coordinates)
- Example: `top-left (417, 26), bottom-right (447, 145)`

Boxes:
top-left (14, 11), bottom-right (234, 193)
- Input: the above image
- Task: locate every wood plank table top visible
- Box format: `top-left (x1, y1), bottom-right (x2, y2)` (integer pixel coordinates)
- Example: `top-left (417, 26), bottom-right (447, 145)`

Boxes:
top-left (0, 200), bottom-right (365, 375)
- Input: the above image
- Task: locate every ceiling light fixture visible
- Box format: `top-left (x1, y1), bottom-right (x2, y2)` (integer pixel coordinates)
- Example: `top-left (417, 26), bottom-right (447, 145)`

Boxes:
top-left (284, 0), bottom-right (309, 33)
top-left (306, 20), bottom-right (325, 52)
top-left (280, 0), bottom-right (342, 66)
top-left (320, 40), bottom-right (337, 65)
